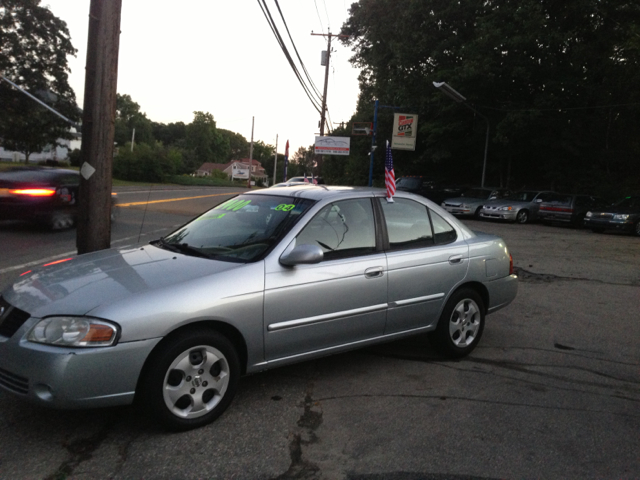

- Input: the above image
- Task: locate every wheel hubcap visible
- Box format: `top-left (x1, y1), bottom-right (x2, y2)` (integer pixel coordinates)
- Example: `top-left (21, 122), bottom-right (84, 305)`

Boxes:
top-left (449, 299), bottom-right (481, 348)
top-left (162, 345), bottom-right (230, 419)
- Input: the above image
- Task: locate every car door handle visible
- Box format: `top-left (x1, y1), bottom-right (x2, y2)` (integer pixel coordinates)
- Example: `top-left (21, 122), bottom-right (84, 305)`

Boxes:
top-left (448, 254), bottom-right (463, 264)
top-left (364, 267), bottom-right (384, 278)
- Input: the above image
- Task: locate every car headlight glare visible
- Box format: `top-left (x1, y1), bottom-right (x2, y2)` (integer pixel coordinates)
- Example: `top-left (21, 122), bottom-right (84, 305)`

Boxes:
top-left (613, 214), bottom-right (629, 221)
top-left (586, 211), bottom-right (592, 217)
top-left (28, 316), bottom-right (119, 347)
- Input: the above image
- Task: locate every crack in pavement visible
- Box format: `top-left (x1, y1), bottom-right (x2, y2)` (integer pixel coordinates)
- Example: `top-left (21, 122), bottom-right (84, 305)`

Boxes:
top-left (44, 419), bottom-right (116, 480)
top-left (273, 383), bottom-right (323, 480)
top-left (514, 266), bottom-right (639, 286)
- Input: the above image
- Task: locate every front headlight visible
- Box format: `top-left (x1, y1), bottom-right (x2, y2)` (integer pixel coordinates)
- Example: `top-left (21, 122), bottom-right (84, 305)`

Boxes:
top-left (460, 203), bottom-right (468, 208)
top-left (586, 211), bottom-right (593, 217)
top-left (28, 316), bottom-right (119, 347)
top-left (499, 206), bottom-right (513, 211)
top-left (613, 214), bottom-right (629, 221)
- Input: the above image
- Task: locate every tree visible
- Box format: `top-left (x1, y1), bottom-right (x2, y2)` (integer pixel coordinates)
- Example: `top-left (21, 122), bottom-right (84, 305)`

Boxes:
top-left (114, 94), bottom-right (154, 147)
top-left (185, 111), bottom-right (229, 168)
top-left (219, 129), bottom-right (249, 160)
top-left (341, 0), bottom-right (640, 195)
top-left (0, 0), bottom-right (80, 162)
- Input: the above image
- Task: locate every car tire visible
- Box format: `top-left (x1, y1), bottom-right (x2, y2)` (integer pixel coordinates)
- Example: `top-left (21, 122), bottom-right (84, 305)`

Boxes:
top-left (138, 328), bottom-right (240, 431)
top-left (634, 221), bottom-right (640, 237)
top-left (515, 209), bottom-right (529, 224)
top-left (474, 206), bottom-right (483, 218)
top-left (591, 228), bottom-right (605, 234)
top-left (49, 210), bottom-right (75, 230)
top-left (428, 288), bottom-right (485, 358)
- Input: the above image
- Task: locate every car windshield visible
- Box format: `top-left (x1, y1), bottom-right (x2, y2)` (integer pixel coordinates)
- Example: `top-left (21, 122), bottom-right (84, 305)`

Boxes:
top-left (504, 191), bottom-right (538, 202)
top-left (614, 196), bottom-right (640, 209)
top-left (395, 178), bottom-right (421, 189)
top-left (157, 194), bottom-right (315, 262)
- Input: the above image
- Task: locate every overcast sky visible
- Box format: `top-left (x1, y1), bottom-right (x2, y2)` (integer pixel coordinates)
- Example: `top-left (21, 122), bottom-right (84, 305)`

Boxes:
top-left (44, 0), bottom-right (362, 155)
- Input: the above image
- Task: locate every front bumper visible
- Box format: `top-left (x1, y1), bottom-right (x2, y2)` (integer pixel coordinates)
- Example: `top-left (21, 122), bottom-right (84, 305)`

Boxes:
top-left (443, 206), bottom-right (474, 216)
top-left (0, 328), bottom-right (161, 409)
top-left (479, 210), bottom-right (518, 221)
top-left (584, 218), bottom-right (636, 233)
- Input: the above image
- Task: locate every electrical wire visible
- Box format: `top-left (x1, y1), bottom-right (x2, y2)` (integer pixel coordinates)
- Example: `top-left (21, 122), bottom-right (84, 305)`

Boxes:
top-left (257, 0), bottom-right (322, 113)
top-left (274, 0), bottom-right (323, 100)
top-left (313, 0), bottom-right (325, 32)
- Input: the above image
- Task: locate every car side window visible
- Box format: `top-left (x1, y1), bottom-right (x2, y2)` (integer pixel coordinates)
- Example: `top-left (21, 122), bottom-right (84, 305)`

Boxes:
top-left (379, 198), bottom-right (434, 250)
top-left (296, 198), bottom-right (376, 260)
top-left (430, 210), bottom-right (457, 245)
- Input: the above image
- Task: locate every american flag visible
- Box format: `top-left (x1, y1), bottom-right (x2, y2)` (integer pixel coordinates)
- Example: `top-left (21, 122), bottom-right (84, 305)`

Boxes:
top-left (304, 173), bottom-right (309, 183)
top-left (312, 175), bottom-right (318, 185)
top-left (385, 140), bottom-right (396, 201)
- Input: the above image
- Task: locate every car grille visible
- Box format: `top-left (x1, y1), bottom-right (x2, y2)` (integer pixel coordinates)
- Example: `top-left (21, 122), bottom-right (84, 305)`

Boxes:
top-left (443, 202), bottom-right (461, 207)
top-left (0, 297), bottom-right (31, 338)
top-left (0, 367), bottom-right (29, 394)
top-left (593, 213), bottom-right (614, 219)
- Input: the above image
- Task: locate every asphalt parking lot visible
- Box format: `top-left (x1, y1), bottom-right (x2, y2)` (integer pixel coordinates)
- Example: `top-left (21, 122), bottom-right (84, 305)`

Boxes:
top-left (0, 215), bottom-right (638, 480)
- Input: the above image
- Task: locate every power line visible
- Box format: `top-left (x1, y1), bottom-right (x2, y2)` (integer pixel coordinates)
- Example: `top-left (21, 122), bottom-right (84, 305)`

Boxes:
top-left (257, 0), bottom-right (322, 113)
top-left (313, 0), bottom-right (325, 32)
top-left (274, 0), bottom-right (323, 100)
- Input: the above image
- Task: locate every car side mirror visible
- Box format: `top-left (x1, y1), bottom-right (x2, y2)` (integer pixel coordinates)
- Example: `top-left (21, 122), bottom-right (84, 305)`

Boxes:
top-left (280, 244), bottom-right (324, 266)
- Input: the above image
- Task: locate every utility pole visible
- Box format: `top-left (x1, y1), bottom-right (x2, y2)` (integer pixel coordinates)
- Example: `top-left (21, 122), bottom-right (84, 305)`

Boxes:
top-left (248, 116), bottom-right (254, 189)
top-left (273, 134), bottom-right (278, 186)
top-left (311, 31), bottom-right (349, 175)
top-left (77, 0), bottom-right (122, 254)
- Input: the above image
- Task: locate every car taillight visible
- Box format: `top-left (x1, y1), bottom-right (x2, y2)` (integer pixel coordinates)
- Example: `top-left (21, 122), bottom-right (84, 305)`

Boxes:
top-left (509, 254), bottom-right (514, 275)
top-left (10, 188), bottom-right (56, 197)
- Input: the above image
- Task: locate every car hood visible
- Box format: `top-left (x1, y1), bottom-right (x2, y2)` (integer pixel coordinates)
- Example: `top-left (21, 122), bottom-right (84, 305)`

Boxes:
top-left (591, 206), bottom-right (640, 215)
top-left (3, 245), bottom-right (242, 318)
top-left (482, 199), bottom-right (531, 208)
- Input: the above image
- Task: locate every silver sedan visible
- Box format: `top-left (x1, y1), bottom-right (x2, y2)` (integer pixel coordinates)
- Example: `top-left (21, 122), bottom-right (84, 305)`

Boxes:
top-left (0, 186), bottom-right (517, 431)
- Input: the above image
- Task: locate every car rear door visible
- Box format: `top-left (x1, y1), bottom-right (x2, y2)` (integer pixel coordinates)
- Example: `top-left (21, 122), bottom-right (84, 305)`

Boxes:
top-left (378, 198), bottom-right (468, 334)
top-left (263, 197), bottom-right (387, 361)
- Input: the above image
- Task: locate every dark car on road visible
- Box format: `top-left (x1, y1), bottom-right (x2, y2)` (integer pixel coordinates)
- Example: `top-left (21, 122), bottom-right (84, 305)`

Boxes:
top-left (584, 196), bottom-right (640, 236)
top-left (0, 167), bottom-right (116, 230)
top-left (537, 193), bottom-right (607, 227)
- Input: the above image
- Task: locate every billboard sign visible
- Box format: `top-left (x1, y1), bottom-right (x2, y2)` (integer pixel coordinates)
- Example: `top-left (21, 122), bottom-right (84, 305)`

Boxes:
top-left (232, 165), bottom-right (250, 179)
top-left (314, 136), bottom-right (350, 156)
top-left (391, 113), bottom-right (418, 151)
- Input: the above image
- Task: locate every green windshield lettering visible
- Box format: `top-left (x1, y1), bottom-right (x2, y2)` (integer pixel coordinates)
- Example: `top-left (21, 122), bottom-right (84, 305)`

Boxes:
top-left (275, 204), bottom-right (295, 211)
top-left (219, 199), bottom-right (251, 211)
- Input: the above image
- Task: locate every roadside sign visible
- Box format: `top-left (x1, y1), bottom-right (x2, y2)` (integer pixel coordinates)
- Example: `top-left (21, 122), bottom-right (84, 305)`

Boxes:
top-left (314, 136), bottom-right (350, 156)
top-left (391, 113), bottom-right (418, 151)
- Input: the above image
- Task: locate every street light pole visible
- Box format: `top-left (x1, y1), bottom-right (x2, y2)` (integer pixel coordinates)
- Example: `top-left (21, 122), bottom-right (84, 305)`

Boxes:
top-left (433, 82), bottom-right (490, 188)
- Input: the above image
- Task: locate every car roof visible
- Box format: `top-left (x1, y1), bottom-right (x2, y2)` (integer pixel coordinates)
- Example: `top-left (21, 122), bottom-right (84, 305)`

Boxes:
top-left (0, 167), bottom-right (78, 182)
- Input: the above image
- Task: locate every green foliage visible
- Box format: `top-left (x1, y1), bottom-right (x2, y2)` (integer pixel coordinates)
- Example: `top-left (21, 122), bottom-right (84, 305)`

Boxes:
top-left (0, 0), bottom-right (80, 161)
top-left (340, 0), bottom-right (640, 194)
top-left (114, 94), bottom-right (154, 147)
top-left (113, 142), bottom-right (182, 183)
top-left (185, 111), bottom-right (230, 165)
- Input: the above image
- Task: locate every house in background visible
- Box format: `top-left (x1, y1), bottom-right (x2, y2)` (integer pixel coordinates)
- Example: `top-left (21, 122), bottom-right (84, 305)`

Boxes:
top-left (0, 131), bottom-right (81, 163)
top-left (196, 158), bottom-right (269, 185)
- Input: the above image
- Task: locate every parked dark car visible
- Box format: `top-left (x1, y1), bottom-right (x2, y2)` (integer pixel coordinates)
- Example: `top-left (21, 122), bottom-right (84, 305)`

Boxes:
top-left (537, 193), bottom-right (607, 227)
top-left (395, 176), bottom-right (466, 205)
top-left (0, 167), bottom-right (117, 230)
top-left (584, 196), bottom-right (640, 236)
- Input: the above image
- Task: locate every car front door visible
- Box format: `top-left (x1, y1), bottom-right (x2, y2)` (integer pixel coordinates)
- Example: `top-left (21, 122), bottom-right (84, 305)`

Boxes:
top-left (263, 197), bottom-right (387, 361)
top-left (378, 198), bottom-right (469, 334)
